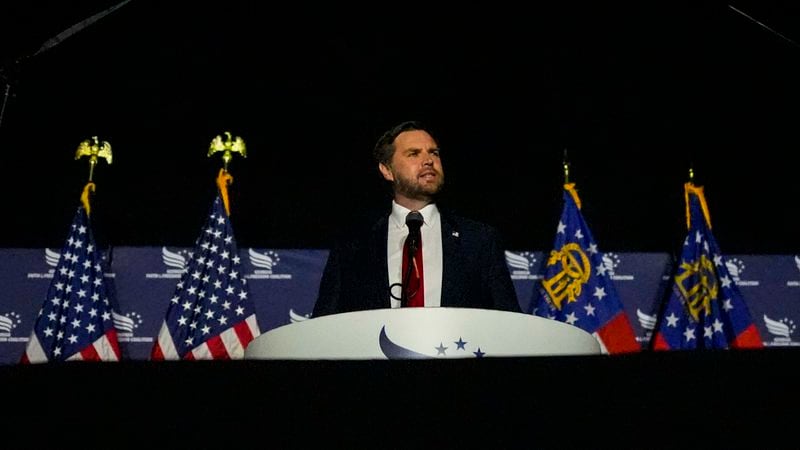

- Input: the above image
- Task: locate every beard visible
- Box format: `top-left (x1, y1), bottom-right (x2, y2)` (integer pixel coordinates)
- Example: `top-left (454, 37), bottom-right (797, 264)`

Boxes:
top-left (393, 171), bottom-right (445, 201)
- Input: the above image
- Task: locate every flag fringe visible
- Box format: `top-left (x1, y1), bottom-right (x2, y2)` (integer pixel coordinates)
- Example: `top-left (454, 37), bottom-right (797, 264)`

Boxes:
top-left (216, 169), bottom-right (233, 216)
top-left (564, 182), bottom-right (581, 209)
top-left (684, 182), bottom-right (712, 230)
top-left (81, 182), bottom-right (95, 216)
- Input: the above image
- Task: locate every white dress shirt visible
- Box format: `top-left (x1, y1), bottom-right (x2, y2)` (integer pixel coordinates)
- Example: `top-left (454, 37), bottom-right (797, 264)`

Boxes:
top-left (387, 201), bottom-right (443, 308)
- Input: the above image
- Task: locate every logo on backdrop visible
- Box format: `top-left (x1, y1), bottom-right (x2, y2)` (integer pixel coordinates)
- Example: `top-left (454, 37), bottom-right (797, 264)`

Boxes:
top-left (601, 252), bottom-right (634, 281)
top-left (505, 251), bottom-right (540, 280)
top-left (378, 326), bottom-right (486, 359)
top-left (635, 308), bottom-right (657, 344)
top-left (0, 311), bottom-right (27, 342)
top-left (145, 247), bottom-right (190, 279)
top-left (725, 257), bottom-right (759, 287)
top-left (786, 256), bottom-right (800, 287)
top-left (763, 314), bottom-right (799, 347)
top-left (25, 248), bottom-right (60, 279)
top-left (112, 311), bottom-right (153, 343)
top-left (28, 248), bottom-right (114, 280)
top-left (245, 248), bottom-right (292, 280)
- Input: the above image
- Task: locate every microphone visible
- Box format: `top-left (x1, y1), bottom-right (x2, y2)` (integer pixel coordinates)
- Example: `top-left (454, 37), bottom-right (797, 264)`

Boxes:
top-left (401, 210), bottom-right (424, 308)
top-left (389, 211), bottom-right (425, 305)
top-left (405, 211), bottom-right (423, 254)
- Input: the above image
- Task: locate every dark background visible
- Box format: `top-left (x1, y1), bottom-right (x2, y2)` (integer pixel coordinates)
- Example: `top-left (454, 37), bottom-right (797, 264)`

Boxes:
top-left (2, 1), bottom-right (799, 254)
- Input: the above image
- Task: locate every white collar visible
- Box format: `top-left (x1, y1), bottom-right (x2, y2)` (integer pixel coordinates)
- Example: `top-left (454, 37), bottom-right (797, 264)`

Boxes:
top-left (389, 201), bottom-right (439, 229)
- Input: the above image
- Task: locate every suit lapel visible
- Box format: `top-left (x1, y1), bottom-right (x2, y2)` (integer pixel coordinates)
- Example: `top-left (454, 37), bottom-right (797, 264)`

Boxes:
top-left (440, 212), bottom-right (464, 307)
top-left (370, 215), bottom-right (390, 309)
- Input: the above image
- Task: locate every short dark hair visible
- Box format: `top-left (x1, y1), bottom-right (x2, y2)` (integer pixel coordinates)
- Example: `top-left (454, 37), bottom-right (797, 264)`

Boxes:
top-left (372, 120), bottom-right (428, 166)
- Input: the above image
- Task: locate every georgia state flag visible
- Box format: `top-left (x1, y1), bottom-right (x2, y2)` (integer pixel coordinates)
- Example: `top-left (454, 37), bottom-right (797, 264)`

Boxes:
top-left (532, 183), bottom-right (640, 354)
top-left (652, 183), bottom-right (763, 350)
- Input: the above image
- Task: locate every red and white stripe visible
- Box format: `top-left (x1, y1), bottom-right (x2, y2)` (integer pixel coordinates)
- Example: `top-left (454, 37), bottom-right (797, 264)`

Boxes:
top-left (21, 329), bottom-right (121, 364)
top-left (151, 314), bottom-right (260, 360)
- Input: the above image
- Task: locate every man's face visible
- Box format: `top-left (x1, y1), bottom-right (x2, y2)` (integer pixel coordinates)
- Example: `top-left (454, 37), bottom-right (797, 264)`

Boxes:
top-left (379, 129), bottom-right (445, 202)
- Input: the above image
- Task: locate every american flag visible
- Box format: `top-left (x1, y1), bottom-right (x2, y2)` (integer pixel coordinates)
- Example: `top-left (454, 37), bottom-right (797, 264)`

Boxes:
top-left (652, 183), bottom-right (763, 350)
top-left (151, 194), bottom-right (260, 360)
top-left (531, 183), bottom-right (640, 354)
top-left (21, 205), bottom-right (121, 363)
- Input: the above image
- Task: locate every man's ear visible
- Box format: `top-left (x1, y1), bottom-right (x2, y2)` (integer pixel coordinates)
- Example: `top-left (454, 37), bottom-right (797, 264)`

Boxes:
top-left (378, 163), bottom-right (394, 182)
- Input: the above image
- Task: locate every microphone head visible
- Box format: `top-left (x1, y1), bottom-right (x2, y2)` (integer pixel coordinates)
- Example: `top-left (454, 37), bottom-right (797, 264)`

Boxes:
top-left (405, 211), bottom-right (424, 230)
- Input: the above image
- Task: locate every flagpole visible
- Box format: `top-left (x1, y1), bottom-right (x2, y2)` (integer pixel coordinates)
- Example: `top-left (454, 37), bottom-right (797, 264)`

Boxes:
top-left (21, 135), bottom-right (121, 363)
top-left (534, 149), bottom-right (640, 353)
top-left (151, 131), bottom-right (260, 360)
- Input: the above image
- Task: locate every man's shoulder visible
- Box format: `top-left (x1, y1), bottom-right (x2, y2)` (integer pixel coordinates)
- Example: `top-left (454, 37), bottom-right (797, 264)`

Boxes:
top-left (328, 208), bottom-right (388, 247)
top-left (439, 208), bottom-right (498, 234)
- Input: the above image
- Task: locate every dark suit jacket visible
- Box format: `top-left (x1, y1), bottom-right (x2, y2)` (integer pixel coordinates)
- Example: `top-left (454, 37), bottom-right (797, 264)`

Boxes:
top-left (312, 208), bottom-right (521, 317)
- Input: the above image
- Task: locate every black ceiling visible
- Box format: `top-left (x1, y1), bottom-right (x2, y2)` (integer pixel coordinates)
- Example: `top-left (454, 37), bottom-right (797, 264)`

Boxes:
top-left (2, 1), bottom-right (799, 254)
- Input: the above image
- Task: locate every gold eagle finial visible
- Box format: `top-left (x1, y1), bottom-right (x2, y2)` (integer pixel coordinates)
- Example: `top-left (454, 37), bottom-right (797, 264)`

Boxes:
top-left (75, 136), bottom-right (112, 181)
top-left (208, 131), bottom-right (246, 172)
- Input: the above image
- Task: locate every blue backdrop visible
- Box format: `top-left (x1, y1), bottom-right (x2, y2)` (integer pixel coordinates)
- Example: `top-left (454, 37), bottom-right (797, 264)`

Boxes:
top-left (1, 247), bottom-right (798, 364)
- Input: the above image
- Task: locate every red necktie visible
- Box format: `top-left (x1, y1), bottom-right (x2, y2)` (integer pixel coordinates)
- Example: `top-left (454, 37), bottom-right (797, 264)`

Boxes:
top-left (402, 232), bottom-right (424, 307)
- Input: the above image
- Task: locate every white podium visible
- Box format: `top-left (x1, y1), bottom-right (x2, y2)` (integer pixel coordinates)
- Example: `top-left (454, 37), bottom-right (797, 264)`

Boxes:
top-left (245, 307), bottom-right (601, 360)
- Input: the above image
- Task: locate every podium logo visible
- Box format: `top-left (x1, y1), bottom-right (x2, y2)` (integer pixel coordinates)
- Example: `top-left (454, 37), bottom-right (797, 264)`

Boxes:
top-left (289, 308), bottom-right (310, 323)
top-left (28, 248), bottom-right (114, 280)
top-left (245, 248), bottom-right (292, 280)
top-left (601, 252), bottom-right (634, 281)
top-left (787, 256), bottom-right (800, 287)
top-left (145, 247), bottom-right (189, 279)
top-left (0, 311), bottom-right (28, 342)
top-left (378, 326), bottom-right (487, 359)
top-left (725, 257), bottom-right (759, 287)
top-left (763, 314), bottom-right (799, 347)
top-left (505, 251), bottom-right (540, 280)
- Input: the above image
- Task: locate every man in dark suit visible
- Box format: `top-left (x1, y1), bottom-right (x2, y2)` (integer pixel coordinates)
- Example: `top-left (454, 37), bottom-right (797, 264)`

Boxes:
top-left (312, 121), bottom-right (520, 317)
